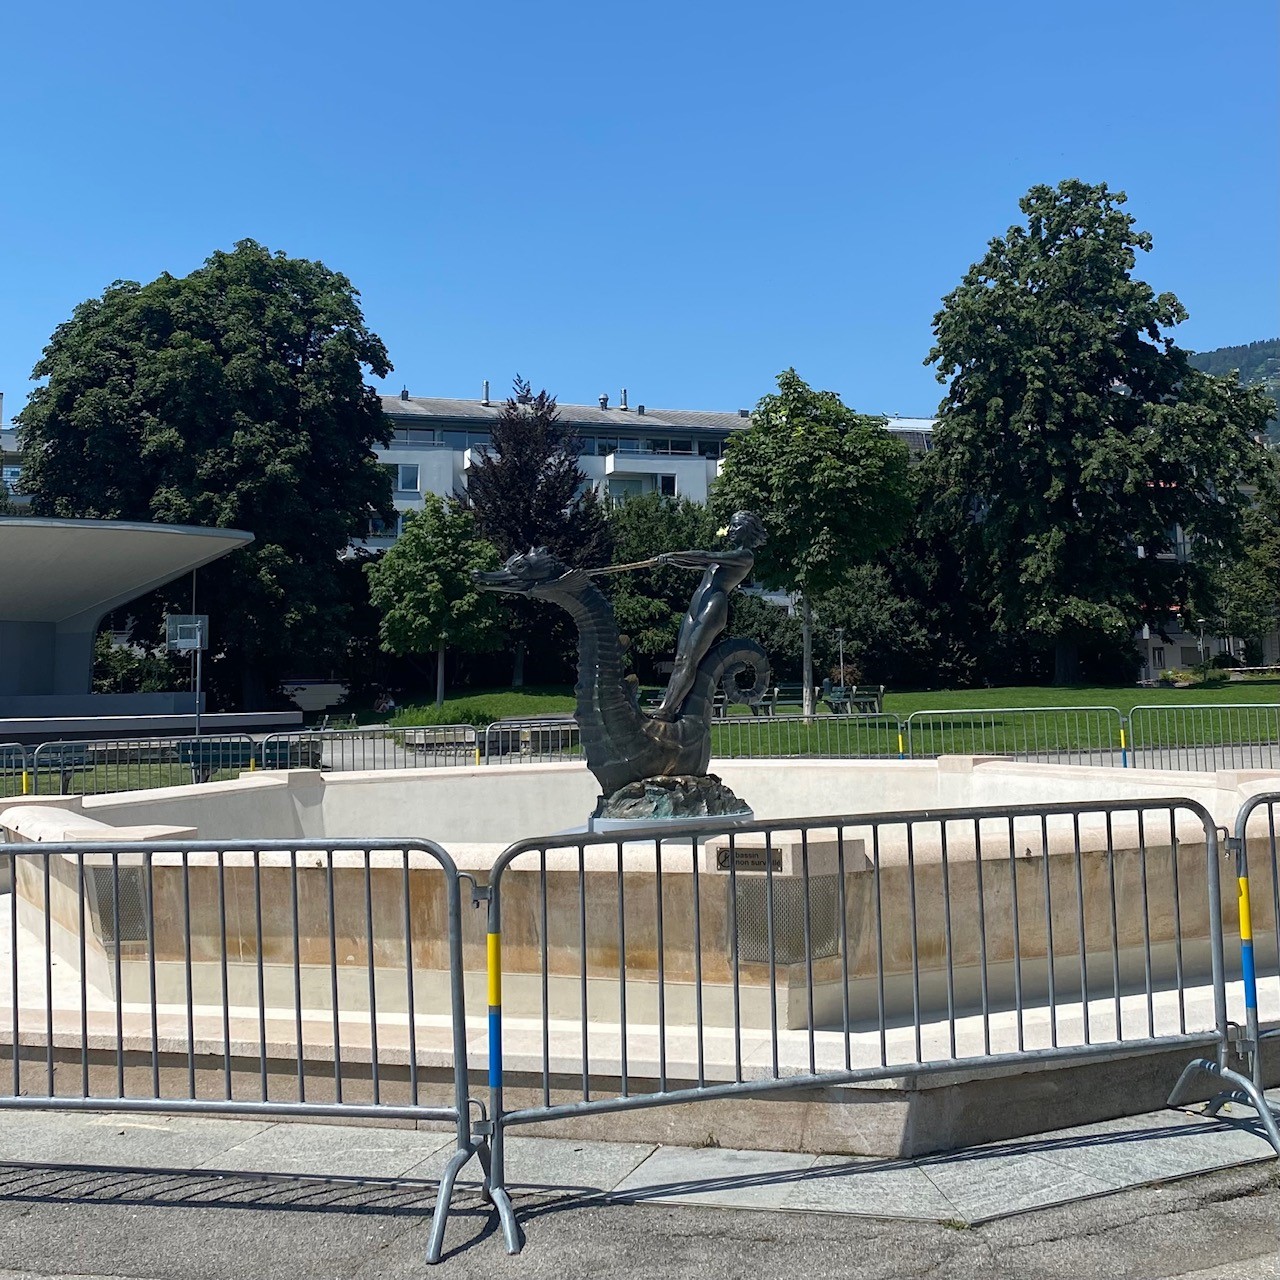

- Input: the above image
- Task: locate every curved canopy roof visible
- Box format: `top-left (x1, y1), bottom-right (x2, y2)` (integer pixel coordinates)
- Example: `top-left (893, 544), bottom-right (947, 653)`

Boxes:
top-left (0, 518), bottom-right (253, 624)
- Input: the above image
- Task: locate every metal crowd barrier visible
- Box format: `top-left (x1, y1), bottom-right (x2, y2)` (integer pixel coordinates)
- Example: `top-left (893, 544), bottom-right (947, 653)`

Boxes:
top-left (1170, 792), bottom-right (1280, 1151)
top-left (0, 836), bottom-right (486, 1265)
top-left (1129, 704), bottom-right (1280, 772)
top-left (0, 745), bottom-right (26, 801)
top-left (259, 725), bottom-right (480, 772)
top-left (481, 718), bottom-right (581, 764)
top-left (478, 798), bottom-right (1232, 1248)
top-left (709, 712), bottom-right (904, 759)
top-left (905, 706), bottom-right (1126, 766)
top-left (27, 735), bottom-right (259, 795)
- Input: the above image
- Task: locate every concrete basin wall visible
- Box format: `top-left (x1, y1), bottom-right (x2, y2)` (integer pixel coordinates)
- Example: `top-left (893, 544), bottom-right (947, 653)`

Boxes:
top-left (8, 756), bottom-right (1277, 847)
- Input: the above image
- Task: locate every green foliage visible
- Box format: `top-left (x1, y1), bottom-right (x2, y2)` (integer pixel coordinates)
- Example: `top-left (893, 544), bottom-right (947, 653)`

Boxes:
top-left (91, 630), bottom-right (185, 694)
top-left (0, 479), bottom-right (17, 515)
top-left (604, 493), bottom-right (719, 672)
top-left (15, 240), bottom-right (394, 706)
top-left (365, 494), bottom-right (504, 661)
top-left (812, 564), bottom-right (932, 687)
top-left (712, 369), bottom-right (914, 597)
top-left (463, 376), bottom-right (612, 566)
top-left (389, 688), bottom-right (576, 728)
top-left (727, 591), bottom-right (804, 680)
top-left (927, 179), bottom-right (1272, 684)
top-left (1187, 338), bottom-right (1279, 440)
top-left (1211, 458), bottom-right (1280, 653)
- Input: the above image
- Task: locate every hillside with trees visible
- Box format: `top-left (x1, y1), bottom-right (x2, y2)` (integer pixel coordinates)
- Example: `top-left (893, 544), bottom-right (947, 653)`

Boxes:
top-left (1188, 339), bottom-right (1279, 439)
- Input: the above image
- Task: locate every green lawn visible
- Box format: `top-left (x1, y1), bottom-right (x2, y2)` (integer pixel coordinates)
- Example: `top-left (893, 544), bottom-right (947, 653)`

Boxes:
top-left (5, 680), bottom-right (1277, 800)
top-left (881, 680), bottom-right (1280, 716)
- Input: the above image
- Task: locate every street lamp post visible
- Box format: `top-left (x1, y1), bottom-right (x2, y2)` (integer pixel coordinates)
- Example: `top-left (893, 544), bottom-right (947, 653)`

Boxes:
top-left (1197, 617), bottom-right (1207, 666)
top-left (836, 627), bottom-right (846, 688)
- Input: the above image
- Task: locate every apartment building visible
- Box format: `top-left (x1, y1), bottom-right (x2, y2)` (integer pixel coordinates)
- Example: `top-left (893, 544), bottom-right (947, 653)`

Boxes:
top-left (370, 386), bottom-right (936, 544)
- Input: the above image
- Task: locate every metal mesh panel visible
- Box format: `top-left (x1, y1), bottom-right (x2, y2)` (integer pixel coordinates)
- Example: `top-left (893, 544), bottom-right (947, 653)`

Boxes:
top-left (85, 864), bottom-right (150, 945)
top-left (731, 874), bottom-right (840, 965)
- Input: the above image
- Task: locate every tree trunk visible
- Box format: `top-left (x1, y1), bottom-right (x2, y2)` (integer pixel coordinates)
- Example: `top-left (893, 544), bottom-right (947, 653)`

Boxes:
top-left (435, 640), bottom-right (446, 709)
top-left (801, 595), bottom-right (815, 719)
top-left (1053, 639), bottom-right (1079, 686)
top-left (511, 639), bottom-right (525, 688)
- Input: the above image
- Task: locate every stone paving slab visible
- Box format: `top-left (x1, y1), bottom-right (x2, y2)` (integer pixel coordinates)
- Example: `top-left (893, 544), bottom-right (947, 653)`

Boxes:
top-left (407, 1134), bottom-right (657, 1192)
top-left (0, 1095), bottom-right (1274, 1235)
top-left (193, 1120), bottom-right (455, 1179)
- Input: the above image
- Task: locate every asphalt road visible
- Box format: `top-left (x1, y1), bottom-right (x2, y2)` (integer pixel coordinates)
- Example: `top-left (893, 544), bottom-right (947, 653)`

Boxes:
top-left (0, 1158), bottom-right (1274, 1280)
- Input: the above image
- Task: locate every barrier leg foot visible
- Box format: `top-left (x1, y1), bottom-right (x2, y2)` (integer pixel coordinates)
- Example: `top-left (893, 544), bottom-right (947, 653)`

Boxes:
top-left (1169, 1057), bottom-right (1280, 1156)
top-left (489, 1183), bottom-right (522, 1256)
top-left (476, 1138), bottom-right (493, 1204)
top-left (425, 1144), bottom-right (477, 1266)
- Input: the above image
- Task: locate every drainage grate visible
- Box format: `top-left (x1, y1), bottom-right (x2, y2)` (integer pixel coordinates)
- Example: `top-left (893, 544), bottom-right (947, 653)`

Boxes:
top-left (85, 864), bottom-right (151, 945)
top-left (731, 874), bottom-right (840, 965)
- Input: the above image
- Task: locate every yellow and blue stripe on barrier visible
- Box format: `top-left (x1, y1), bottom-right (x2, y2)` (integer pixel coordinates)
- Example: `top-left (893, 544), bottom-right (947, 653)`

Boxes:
top-left (488, 929), bottom-right (502, 1090)
top-left (1239, 870), bottom-right (1257, 1023)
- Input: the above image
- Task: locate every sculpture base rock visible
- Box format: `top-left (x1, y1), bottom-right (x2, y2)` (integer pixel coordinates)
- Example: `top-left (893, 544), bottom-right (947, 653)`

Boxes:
top-left (592, 773), bottom-right (751, 825)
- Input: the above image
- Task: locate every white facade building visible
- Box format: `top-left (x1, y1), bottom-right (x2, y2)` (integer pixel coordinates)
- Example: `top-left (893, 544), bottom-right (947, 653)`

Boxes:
top-left (368, 389), bottom-right (936, 546)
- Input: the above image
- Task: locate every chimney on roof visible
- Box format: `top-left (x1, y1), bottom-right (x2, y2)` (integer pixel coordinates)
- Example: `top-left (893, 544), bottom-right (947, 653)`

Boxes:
top-left (637, 404), bottom-right (645, 416)
top-left (737, 409), bottom-right (749, 418)
top-left (481, 379), bottom-right (490, 406)
top-left (619, 388), bottom-right (628, 411)
top-left (400, 387), bottom-right (409, 401)
top-left (599, 394), bottom-right (609, 410)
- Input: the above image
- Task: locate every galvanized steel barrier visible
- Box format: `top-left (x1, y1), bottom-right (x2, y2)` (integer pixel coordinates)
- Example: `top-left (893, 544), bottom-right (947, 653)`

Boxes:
top-left (1129, 704), bottom-right (1280, 771)
top-left (1169, 792), bottom-right (1280, 1152)
top-left (28, 735), bottom-right (258, 795)
top-left (0, 745), bottom-right (26, 801)
top-left (478, 798), bottom-right (1235, 1249)
top-left (0, 836), bottom-right (488, 1264)
top-left (259, 725), bottom-right (480, 772)
top-left (3, 795), bottom-right (1278, 1262)
top-left (480, 718), bottom-right (581, 764)
top-left (905, 706), bottom-right (1126, 766)
top-left (709, 712), bottom-right (904, 759)
top-left (13, 702), bottom-right (1280, 799)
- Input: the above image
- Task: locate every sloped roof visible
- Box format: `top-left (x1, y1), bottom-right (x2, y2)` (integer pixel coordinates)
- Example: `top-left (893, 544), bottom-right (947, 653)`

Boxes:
top-left (0, 518), bottom-right (252, 624)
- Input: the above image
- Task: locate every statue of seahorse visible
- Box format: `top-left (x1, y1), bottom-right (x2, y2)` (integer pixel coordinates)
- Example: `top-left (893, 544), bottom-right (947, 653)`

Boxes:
top-left (474, 548), bottom-right (770, 800)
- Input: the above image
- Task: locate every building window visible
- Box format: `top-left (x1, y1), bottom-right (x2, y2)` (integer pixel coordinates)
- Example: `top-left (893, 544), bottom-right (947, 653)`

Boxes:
top-left (391, 427), bottom-right (442, 446)
top-left (1, 465), bottom-right (20, 488)
top-left (384, 463), bottom-right (420, 492)
top-left (609, 477), bottom-right (644, 502)
top-left (368, 514), bottom-right (404, 539)
top-left (1152, 648), bottom-right (1166, 670)
top-left (658, 474), bottom-right (677, 497)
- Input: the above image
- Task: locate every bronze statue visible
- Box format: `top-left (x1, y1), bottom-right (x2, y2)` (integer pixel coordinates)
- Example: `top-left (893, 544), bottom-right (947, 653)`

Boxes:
top-left (652, 511), bottom-right (767, 720)
top-left (473, 512), bottom-right (770, 821)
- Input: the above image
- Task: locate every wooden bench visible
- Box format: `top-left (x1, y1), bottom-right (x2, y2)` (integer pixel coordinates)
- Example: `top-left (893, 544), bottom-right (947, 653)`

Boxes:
top-left (178, 739), bottom-right (255, 784)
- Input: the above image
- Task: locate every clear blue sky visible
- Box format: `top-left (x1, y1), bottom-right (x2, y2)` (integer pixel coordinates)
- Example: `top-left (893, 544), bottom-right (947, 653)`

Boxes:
top-left (1, 1), bottom-right (1276, 423)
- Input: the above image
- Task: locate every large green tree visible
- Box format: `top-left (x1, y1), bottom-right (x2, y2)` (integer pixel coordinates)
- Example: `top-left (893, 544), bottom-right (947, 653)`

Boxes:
top-left (928, 180), bottom-right (1273, 684)
top-left (15, 240), bottom-right (394, 706)
top-left (365, 495), bottom-right (503, 707)
top-left (461, 376), bottom-right (612, 684)
top-left (713, 369), bottom-right (914, 713)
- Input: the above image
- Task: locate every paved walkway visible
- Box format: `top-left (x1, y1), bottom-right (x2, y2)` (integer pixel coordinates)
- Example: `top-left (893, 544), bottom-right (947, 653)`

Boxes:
top-left (0, 1095), bottom-right (1275, 1277)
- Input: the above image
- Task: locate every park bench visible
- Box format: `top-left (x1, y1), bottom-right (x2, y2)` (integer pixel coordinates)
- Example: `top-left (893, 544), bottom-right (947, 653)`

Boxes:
top-left (255, 739), bottom-right (324, 770)
top-left (400, 726), bottom-right (477, 761)
top-left (850, 685), bottom-right (886, 714)
top-left (821, 681), bottom-right (886, 715)
top-left (759, 684), bottom-right (809, 716)
top-left (177, 739), bottom-right (255, 784)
